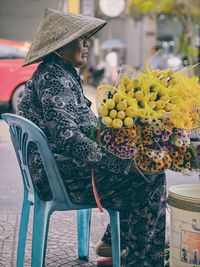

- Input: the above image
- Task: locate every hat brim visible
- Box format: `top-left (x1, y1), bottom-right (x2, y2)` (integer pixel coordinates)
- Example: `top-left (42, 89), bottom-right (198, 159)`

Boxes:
top-left (23, 19), bottom-right (106, 67)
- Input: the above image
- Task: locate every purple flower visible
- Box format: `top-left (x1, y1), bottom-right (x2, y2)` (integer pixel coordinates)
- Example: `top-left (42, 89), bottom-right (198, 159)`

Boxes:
top-left (120, 153), bottom-right (126, 158)
top-left (103, 134), bottom-right (112, 144)
top-left (121, 146), bottom-right (127, 152)
top-left (162, 146), bottom-right (168, 152)
top-left (112, 143), bottom-right (118, 150)
top-left (129, 148), bottom-right (135, 153)
top-left (165, 130), bottom-right (172, 136)
top-left (162, 134), bottom-right (170, 142)
top-left (169, 147), bottom-right (174, 153)
top-left (108, 144), bottom-right (116, 151)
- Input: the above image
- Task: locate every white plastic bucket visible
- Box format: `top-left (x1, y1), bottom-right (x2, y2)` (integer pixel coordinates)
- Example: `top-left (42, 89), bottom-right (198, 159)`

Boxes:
top-left (168, 184), bottom-right (200, 267)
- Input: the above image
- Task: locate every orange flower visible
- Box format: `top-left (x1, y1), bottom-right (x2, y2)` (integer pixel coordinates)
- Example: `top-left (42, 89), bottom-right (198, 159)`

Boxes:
top-left (128, 141), bottom-right (135, 148)
top-left (156, 160), bottom-right (164, 168)
top-left (143, 128), bottom-right (150, 135)
top-left (141, 165), bottom-right (148, 171)
top-left (138, 145), bottom-right (144, 152)
top-left (178, 155), bottom-right (184, 160)
top-left (171, 152), bottom-right (179, 158)
top-left (178, 146), bottom-right (187, 154)
top-left (130, 130), bottom-right (137, 139)
top-left (164, 161), bottom-right (171, 169)
top-left (145, 137), bottom-right (152, 144)
top-left (115, 137), bottom-right (125, 144)
top-left (173, 159), bottom-right (179, 164)
top-left (143, 147), bottom-right (148, 153)
top-left (185, 162), bottom-right (191, 169)
top-left (132, 124), bottom-right (137, 131)
top-left (185, 152), bottom-right (192, 160)
top-left (147, 130), bottom-right (153, 136)
top-left (173, 163), bottom-right (179, 168)
top-left (164, 154), bottom-right (171, 163)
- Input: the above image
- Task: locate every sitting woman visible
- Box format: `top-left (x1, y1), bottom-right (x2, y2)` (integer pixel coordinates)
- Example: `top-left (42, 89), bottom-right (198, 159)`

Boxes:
top-left (18, 8), bottom-right (166, 267)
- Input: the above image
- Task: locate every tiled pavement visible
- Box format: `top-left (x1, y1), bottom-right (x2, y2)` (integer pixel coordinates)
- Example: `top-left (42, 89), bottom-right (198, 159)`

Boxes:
top-left (0, 210), bottom-right (111, 267)
top-left (0, 210), bottom-right (110, 267)
top-left (0, 209), bottom-right (170, 267)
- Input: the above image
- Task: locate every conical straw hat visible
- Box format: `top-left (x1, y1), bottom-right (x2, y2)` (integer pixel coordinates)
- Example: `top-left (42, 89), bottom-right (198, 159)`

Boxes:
top-left (24, 8), bottom-right (107, 66)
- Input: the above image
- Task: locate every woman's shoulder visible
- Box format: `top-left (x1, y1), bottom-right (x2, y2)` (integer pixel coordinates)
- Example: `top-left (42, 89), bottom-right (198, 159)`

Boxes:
top-left (33, 60), bottom-right (62, 77)
top-left (35, 59), bottom-right (77, 84)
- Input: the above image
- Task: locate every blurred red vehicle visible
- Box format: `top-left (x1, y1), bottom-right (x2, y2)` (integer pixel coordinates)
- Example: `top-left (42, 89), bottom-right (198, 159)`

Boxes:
top-left (0, 39), bottom-right (38, 112)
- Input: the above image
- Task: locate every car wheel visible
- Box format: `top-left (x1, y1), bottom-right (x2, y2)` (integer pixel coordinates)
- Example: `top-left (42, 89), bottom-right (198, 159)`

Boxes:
top-left (11, 84), bottom-right (25, 113)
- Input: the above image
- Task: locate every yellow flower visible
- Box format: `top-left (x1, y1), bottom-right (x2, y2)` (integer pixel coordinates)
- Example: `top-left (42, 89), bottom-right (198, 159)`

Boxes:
top-left (138, 108), bottom-right (147, 118)
top-left (113, 93), bottom-right (122, 103)
top-left (117, 111), bottom-right (126, 120)
top-left (132, 78), bottom-right (140, 88)
top-left (149, 92), bottom-right (157, 101)
top-left (126, 106), bottom-right (138, 117)
top-left (127, 98), bottom-right (138, 107)
top-left (102, 116), bottom-right (112, 127)
top-left (155, 100), bottom-right (165, 110)
top-left (127, 90), bottom-right (135, 98)
top-left (126, 82), bottom-right (134, 92)
top-left (134, 91), bottom-right (144, 101)
top-left (123, 117), bottom-right (134, 127)
top-left (112, 118), bottom-right (123, 129)
top-left (98, 104), bottom-right (108, 117)
top-left (106, 99), bottom-right (115, 109)
top-left (117, 84), bottom-right (126, 92)
top-left (109, 109), bottom-right (117, 119)
top-left (116, 100), bottom-right (128, 111)
top-left (165, 103), bottom-right (175, 112)
top-left (121, 75), bottom-right (130, 86)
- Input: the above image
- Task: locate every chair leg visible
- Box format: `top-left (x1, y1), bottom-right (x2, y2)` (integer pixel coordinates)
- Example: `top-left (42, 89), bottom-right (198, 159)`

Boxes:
top-left (108, 209), bottom-right (121, 267)
top-left (17, 196), bottom-right (31, 267)
top-left (31, 199), bottom-right (51, 267)
top-left (77, 209), bottom-right (92, 261)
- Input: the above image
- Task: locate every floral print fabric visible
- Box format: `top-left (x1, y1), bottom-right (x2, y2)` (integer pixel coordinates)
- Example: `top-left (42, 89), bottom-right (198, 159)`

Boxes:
top-left (17, 53), bottom-right (166, 266)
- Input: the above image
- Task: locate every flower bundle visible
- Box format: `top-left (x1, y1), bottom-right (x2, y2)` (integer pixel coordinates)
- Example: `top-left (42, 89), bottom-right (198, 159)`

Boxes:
top-left (95, 63), bottom-right (200, 175)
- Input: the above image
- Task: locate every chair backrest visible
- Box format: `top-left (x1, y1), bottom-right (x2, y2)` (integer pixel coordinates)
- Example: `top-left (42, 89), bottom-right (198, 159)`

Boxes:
top-left (1, 113), bottom-right (77, 208)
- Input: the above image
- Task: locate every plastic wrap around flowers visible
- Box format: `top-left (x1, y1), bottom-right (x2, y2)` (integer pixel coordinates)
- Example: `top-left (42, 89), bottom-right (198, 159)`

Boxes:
top-left (93, 62), bottom-right (200, 176)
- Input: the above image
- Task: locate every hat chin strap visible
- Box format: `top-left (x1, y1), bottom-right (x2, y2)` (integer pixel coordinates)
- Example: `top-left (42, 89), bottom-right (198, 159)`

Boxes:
top-left (54, 51), bottom-right (65, 60)
top-left (54, 51), bottom-right (72, 66)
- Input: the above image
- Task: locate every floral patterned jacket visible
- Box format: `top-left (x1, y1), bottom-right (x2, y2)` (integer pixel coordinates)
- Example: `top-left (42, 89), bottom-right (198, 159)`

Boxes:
top-left (17, 54), bottom-right (132, 184)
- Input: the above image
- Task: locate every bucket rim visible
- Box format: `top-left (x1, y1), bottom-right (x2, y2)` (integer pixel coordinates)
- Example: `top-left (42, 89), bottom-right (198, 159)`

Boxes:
top-left (168, 184), bottom-right (200, 204)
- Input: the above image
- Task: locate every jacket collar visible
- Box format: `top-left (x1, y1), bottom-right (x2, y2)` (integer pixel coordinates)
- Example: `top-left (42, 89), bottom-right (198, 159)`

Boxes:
top-left (44, 52), bottom-right (79, 77)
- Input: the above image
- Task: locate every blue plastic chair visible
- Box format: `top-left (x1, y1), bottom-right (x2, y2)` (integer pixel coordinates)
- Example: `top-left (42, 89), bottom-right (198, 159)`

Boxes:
top-left (1, 113), bottom-right (121, 267)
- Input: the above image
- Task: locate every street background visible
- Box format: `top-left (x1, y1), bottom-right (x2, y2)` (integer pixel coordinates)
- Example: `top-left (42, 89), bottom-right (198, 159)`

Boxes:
top-left (0, 0), bottom-right (200, 266)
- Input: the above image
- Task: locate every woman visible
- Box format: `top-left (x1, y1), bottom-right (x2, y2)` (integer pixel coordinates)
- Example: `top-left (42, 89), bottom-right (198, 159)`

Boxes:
top-left (18, 8), bottom-right (166, 267)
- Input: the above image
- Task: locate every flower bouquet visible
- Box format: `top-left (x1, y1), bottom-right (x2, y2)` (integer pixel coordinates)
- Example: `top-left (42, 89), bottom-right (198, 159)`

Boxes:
top-left (94, 62), bottom-right (200, 176)
top-left (90, 61), bottom-right (200, 212)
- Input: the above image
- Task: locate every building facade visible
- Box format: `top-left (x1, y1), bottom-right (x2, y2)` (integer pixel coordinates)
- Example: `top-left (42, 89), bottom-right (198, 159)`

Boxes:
top-left (0, 0), bottom-right (64, 41)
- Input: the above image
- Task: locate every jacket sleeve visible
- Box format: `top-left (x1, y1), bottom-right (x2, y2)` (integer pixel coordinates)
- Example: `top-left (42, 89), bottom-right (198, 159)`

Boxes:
top-left (37, 70), bottom-right (132, 174)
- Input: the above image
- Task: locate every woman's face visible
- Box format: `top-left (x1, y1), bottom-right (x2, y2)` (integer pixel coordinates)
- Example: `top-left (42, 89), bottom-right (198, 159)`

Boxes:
top-left (59, 36), bottom-right (89, 68)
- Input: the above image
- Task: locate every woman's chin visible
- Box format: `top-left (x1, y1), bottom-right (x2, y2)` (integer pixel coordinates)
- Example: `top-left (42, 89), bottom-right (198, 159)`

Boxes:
top-left (76, 59), bottom-right (87, 68)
